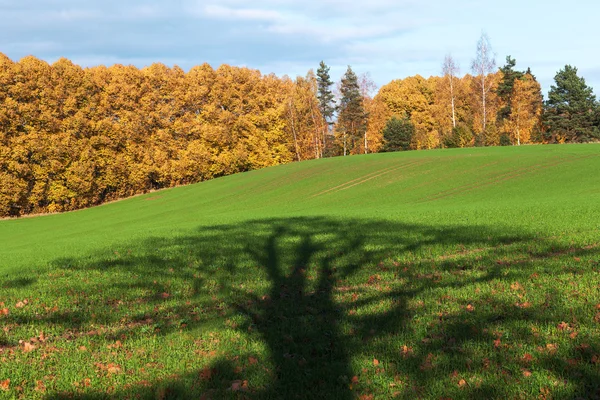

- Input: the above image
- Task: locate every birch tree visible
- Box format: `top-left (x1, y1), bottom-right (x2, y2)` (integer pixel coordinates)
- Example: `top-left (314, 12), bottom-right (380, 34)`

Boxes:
top-left (358, 72), bottom-right (377, 154)
top-left (442, 54), bottom-right (460, 129)
top-left (471, 33), bottom-right (496, 135)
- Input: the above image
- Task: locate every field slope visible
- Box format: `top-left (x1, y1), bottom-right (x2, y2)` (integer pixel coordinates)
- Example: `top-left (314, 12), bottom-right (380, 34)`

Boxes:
top-left (1, 144), bottom-right (599, 399)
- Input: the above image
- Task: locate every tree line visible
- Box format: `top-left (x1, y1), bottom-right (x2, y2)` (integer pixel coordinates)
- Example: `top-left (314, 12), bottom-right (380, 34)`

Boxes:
top-left (333, 34), bottom-right (599, 154)
top-left (0, 55), bottom-right (327, 216)
top-left (0, 33), bottom-right (598, 217)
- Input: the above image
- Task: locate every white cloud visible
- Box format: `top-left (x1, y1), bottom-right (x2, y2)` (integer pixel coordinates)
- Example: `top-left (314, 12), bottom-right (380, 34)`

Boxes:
top-left (201, 5), bottom-right (283, 21)
top-left (1, 0), bottom-right (599, 96)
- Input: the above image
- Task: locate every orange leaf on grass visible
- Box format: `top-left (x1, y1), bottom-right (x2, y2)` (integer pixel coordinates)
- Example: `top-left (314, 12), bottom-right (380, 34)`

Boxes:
top-left (569, 331), bottom-right (578, 339)
top-left (557, 322), bottom-right (569, 331)
top-left (0, 379), bottom-right (9, 391)
top-left (22, 342), bottom-right (36, 353)
top-left (373, 358), bottom-right (379, 366)
top-left (107, 364), bottom-right (122, 374)
top-left (199, 367), bottom-right (214, 381)
top-left (466, 304), bottom-right (474, 312)
top-left (522, 353), bottom-right (534, 362)
top-left (522, 369), bottom-right (532, 377)
top-left (401, 345), bottom-right (413, 357)
top-left (458, 379), bottom-right (467, 387)
top-left (229, 380), bottom-right (248, 392)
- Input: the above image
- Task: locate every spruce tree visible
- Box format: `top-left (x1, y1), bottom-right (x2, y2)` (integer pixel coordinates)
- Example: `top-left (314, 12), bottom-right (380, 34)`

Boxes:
top-left (316, 61), bottom-right (336, 156)
top-left (337, 66), bottom-right (367, 156)
top-left (544, 65), bottom-right (599, 142)
top-left (316, 61), bottom-right (335, 123)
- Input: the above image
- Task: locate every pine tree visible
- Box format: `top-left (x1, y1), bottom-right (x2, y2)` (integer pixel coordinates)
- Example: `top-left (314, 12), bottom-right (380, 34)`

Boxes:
top-left (337, 66), bottom-right (367, 156)
top-left (496, 56), bottom-right (524, 121)
top-left (381, 116), bottom-right (414, 152)
top-left (544, 65), bottom-right (599, 143)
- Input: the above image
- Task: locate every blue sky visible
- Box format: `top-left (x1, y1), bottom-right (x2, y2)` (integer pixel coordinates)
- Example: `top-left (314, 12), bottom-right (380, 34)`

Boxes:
top-left (1, 0), bottom-right (599, 97)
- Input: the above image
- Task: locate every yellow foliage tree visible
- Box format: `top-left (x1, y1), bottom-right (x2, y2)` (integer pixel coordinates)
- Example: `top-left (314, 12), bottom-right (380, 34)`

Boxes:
top-left (504, 74), bottom-right (543, 145)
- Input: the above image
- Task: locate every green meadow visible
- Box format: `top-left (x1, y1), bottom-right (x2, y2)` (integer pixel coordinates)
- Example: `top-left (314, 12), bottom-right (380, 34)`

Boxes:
top-left (1, 144), bottom-right (599, 399)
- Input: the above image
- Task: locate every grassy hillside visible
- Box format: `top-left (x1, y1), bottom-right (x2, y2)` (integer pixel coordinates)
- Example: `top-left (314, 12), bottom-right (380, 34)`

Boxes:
top-left (1, 144), bottom-right (599, 399)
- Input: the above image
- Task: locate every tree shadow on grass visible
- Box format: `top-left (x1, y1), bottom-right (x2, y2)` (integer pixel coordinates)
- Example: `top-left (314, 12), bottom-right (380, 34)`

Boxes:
top-left (1, 217), bottom-right (598, 399)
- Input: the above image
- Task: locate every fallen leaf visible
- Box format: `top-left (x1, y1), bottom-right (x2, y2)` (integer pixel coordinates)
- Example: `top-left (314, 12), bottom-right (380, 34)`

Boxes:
top-left (420, 353), bottom-right (435, 371)
top-left (351, 376), bottom-right (359, 384)
top-left (248, 356), bottom-right (258, 365)
top-left (522, 353), bottom-right (534, 362)
top-left (522, 369), bottom-right (532, 377)
top-left (0, 308), bottom-right (8, 316)
top-left (466, 304), bottom-right (474, 312)
top-left (15, 302), bottom-right (25, 309)
top-left (515, 301), bottom-right (532, 308)
top-left (35, 380), bottom-right (45, 392)
top-left (199, 367), bottom-right (214, 381)
top-left (557, 322), bottom-right (569, 331)
top-left (569, 331), bottom-right (579, 339)
top-left (107, 364), bottom-right (122, 374)
top-left (0, 379), bottom-right (9, 391)
top-left (373, 358), bottom-right (379, 366)
top-left (229, 380), bottom-right (248, 392)
top-left (567, 359), bottom-right (579, 367)
top-left (22, 342), bottom-right (36, 353)
top-left (401, 345), bottom-right (413, 357)
top-left (458, 379), bottom-right (467, 387)
top-left (161, 292), bottom-right (170, 299)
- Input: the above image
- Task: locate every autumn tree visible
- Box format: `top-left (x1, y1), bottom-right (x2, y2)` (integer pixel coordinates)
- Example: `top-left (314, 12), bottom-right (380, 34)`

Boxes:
top-left (337, 66), bottom-right (367, 156)
top-left (358, 72), bottom-right (378, 153)
top-left (544, 65), bottom-right (599, 143)
top-left (0, 53), bottom-right (322, 217)
top-left (285, 72), bottom-right (324, 161)
top-left (471, 33), bottom-right (496, 138)
top-left (375, 76), bottom-right (437, 149)
top-left (504, 73), bottom-right (543, 145)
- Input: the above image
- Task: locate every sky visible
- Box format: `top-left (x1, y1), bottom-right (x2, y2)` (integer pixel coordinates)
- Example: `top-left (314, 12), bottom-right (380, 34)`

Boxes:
top-left (1, 0), bottom-right (599, 97)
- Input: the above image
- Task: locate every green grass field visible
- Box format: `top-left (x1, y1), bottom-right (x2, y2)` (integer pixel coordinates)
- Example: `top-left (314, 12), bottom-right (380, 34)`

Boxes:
top-left (1, 144), bottom-right (599, 399)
